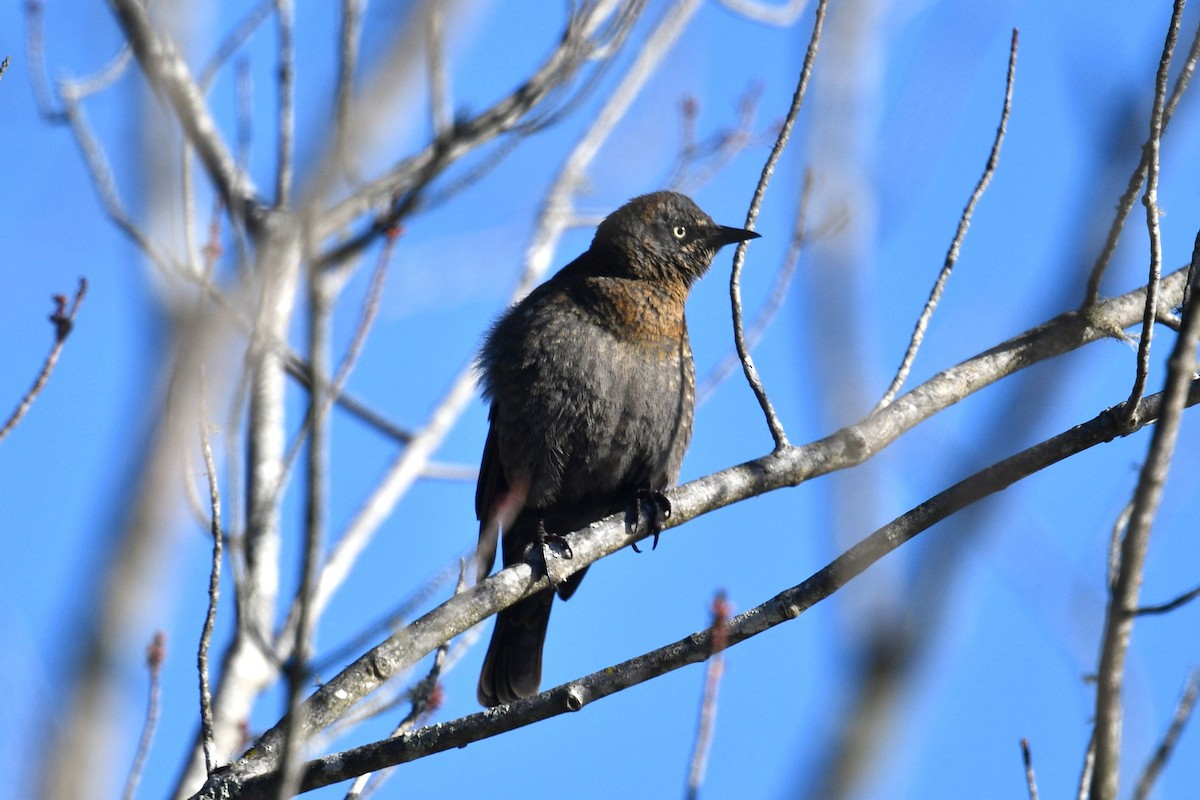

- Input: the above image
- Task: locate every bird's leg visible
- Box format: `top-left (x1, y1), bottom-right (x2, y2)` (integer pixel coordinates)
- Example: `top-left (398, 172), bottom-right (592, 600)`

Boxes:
top-left (627, 488), bottom-right (671, 553)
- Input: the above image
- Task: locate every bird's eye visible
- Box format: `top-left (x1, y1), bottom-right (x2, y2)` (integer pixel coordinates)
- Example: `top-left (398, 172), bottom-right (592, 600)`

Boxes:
top-left (672, 225), bottom-right (687, 239)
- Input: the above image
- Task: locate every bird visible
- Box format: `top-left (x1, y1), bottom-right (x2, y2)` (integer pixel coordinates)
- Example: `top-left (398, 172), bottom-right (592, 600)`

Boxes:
top-left (474, 190), bottom-right (759, 707)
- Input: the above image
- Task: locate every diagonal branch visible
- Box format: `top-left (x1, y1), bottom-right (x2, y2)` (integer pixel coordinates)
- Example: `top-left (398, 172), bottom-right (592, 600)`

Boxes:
top-left (192, 264), bottom-right (1194, 796)
top-left (106, 0), bottom-right (259, 219)
top-left (0, 278), bottom-right (88, 444)
top-left (222, 377), bottom-right (1199, 799)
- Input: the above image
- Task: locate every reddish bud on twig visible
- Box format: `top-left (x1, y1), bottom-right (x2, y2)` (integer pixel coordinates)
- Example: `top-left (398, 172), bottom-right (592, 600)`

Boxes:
top-left (145, 630), bottom-right (166, 674)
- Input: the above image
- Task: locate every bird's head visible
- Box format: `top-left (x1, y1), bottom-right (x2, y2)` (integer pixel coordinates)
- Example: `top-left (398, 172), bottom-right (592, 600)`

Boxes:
top-left (591, 191), bottom-right (760, 286)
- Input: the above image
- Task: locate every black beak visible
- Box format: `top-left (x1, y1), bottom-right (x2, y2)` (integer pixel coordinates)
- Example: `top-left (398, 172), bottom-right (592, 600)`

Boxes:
top-left (708, 225), bottom-right (761, 249)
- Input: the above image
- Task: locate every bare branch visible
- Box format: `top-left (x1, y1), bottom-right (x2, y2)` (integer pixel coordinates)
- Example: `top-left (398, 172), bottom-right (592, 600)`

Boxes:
top-left (699, 169), bottom-right (813, 404)
top-left (106, 0), bottom-right (259, 217)
top-left (199, 0), bottom-right (274, 89)
top-left (1133, 669), bottom-right (1200, 800)
top-left (197, 411), bottom-right (224, 776)
top-left (685, 592), bottom-right (731, 800)
top-left (876, 29), bottom-right (1018, 411)
top-left (1083, 20), bottom-right (1200, 307)
top-left (213, 376), bottom-right (1199, 798)
top-left (1089, 221), bottom-right (1200, 800)
top-left (1020, 739), bottom-right (1040, 800)
top-left (717, 0), bottom-right (810, 26)
top-left (730, 0), bottom-right (830, 449)
top-left (122, 632), bottom-right (166, 800)
top-left (1121, 1), bottom-right (1185, 423)
top-left (425, 4), bottom-right (452, 139)
top-left (313, 0), bottom-right (647, 262)
top-left (274, 0), bottom-right (295, 206)
top-left (1134, 582), bottom-right (1200, 615)
top-left (0, 278), bottom-right (88, 444)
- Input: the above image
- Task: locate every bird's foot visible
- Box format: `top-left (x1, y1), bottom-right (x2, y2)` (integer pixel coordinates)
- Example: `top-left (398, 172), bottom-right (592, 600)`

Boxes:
top-left (627, 489), bottom-right (671, 553)
top-left (535, 519), bottom-right (573, 589)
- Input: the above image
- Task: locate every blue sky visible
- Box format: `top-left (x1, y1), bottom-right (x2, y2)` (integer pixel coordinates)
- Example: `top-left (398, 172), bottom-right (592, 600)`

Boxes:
top-left (2, 2), bottom-right (1199, 799)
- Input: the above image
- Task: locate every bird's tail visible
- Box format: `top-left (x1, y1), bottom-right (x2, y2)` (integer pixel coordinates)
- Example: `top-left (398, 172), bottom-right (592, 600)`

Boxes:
top-left (477, 589), bottom-right (553, 707)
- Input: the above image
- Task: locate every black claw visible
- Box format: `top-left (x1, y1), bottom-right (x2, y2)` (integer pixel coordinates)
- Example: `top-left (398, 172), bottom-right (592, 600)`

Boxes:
top-left (535, 522), bottom-right (571, 592)
top-left (628, 489), bottom-right (671, 553)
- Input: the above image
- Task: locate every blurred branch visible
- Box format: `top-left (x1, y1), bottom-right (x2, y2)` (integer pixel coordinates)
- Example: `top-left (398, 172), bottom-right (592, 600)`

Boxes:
top-left (122, 632), bottom-right (166, 800)
top-left (199, 0), bottom-right (274, 88)
top-left (717, 0), bottom-right (810, 26)
top-left (876, 29), bottom-right (1017, 411)
top-left (106, 0), bottom-right (260, 220)
top-left (0, 278), bottom-right (88, 445)
top-left (192, 265), bottom-right (1195, 796)
top-left (1132, 669), bottom-right (1200, 800)
top-left (685, 592), bottom-right (731, 800)
top-left (1120, 1), bottom-right (1184, 423)
top-left (1083, 19), bottom-right (1200, 307)
top-left (218, 375), bottom-right (1199, 798)
top-left (273, 0), bottom-right (295, 207)
top-left (730, 0), bottom-right (830, 450)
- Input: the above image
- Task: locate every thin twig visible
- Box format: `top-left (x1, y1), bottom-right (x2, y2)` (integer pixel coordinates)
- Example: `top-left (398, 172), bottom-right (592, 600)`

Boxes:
top-left (199, 0), bottom-right (274, 89)
top-left (1134, 583), bottom-right (1200, 615)
top-left (197, 407), bottom-right (224, 775)
top-left (1083, 20), bottom-right (1200, 308)
top-left (0, 55), bottom-right (9, 81)
top-left (876, 29), bottom-right (1018, 411)
top-left (57, 78), bottom-right (177, 276)
top-left (0, 278), bottom-right (88, 444)
top-left (122, 632), bottom-right (165, 800)
top-left (699, 169), bottom-right (813, 404)
top-left (1089, 218), bottom-right (1200, 800)
top-left (731, 0), bottom-right (829, 449)
top-left (685, 592), bottom-right (731, 800)
top-left (1020, 739), bottom-right (1040, 800)
top-left (1123, 2), bottom-right (1185, 424)
top-left (274, 0), bottom-right (295, 206)
top-left (1132, 669), bottom-right (1200, 800)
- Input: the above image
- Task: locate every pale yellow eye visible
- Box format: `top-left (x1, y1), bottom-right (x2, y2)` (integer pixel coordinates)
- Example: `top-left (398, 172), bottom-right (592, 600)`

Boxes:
top-left (672, 225), bottom-right (687, 239)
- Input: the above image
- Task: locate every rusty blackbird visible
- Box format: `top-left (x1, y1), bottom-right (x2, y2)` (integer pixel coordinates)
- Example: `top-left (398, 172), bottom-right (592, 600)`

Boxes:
top-left (474, 190), bottom-right (759, 707)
